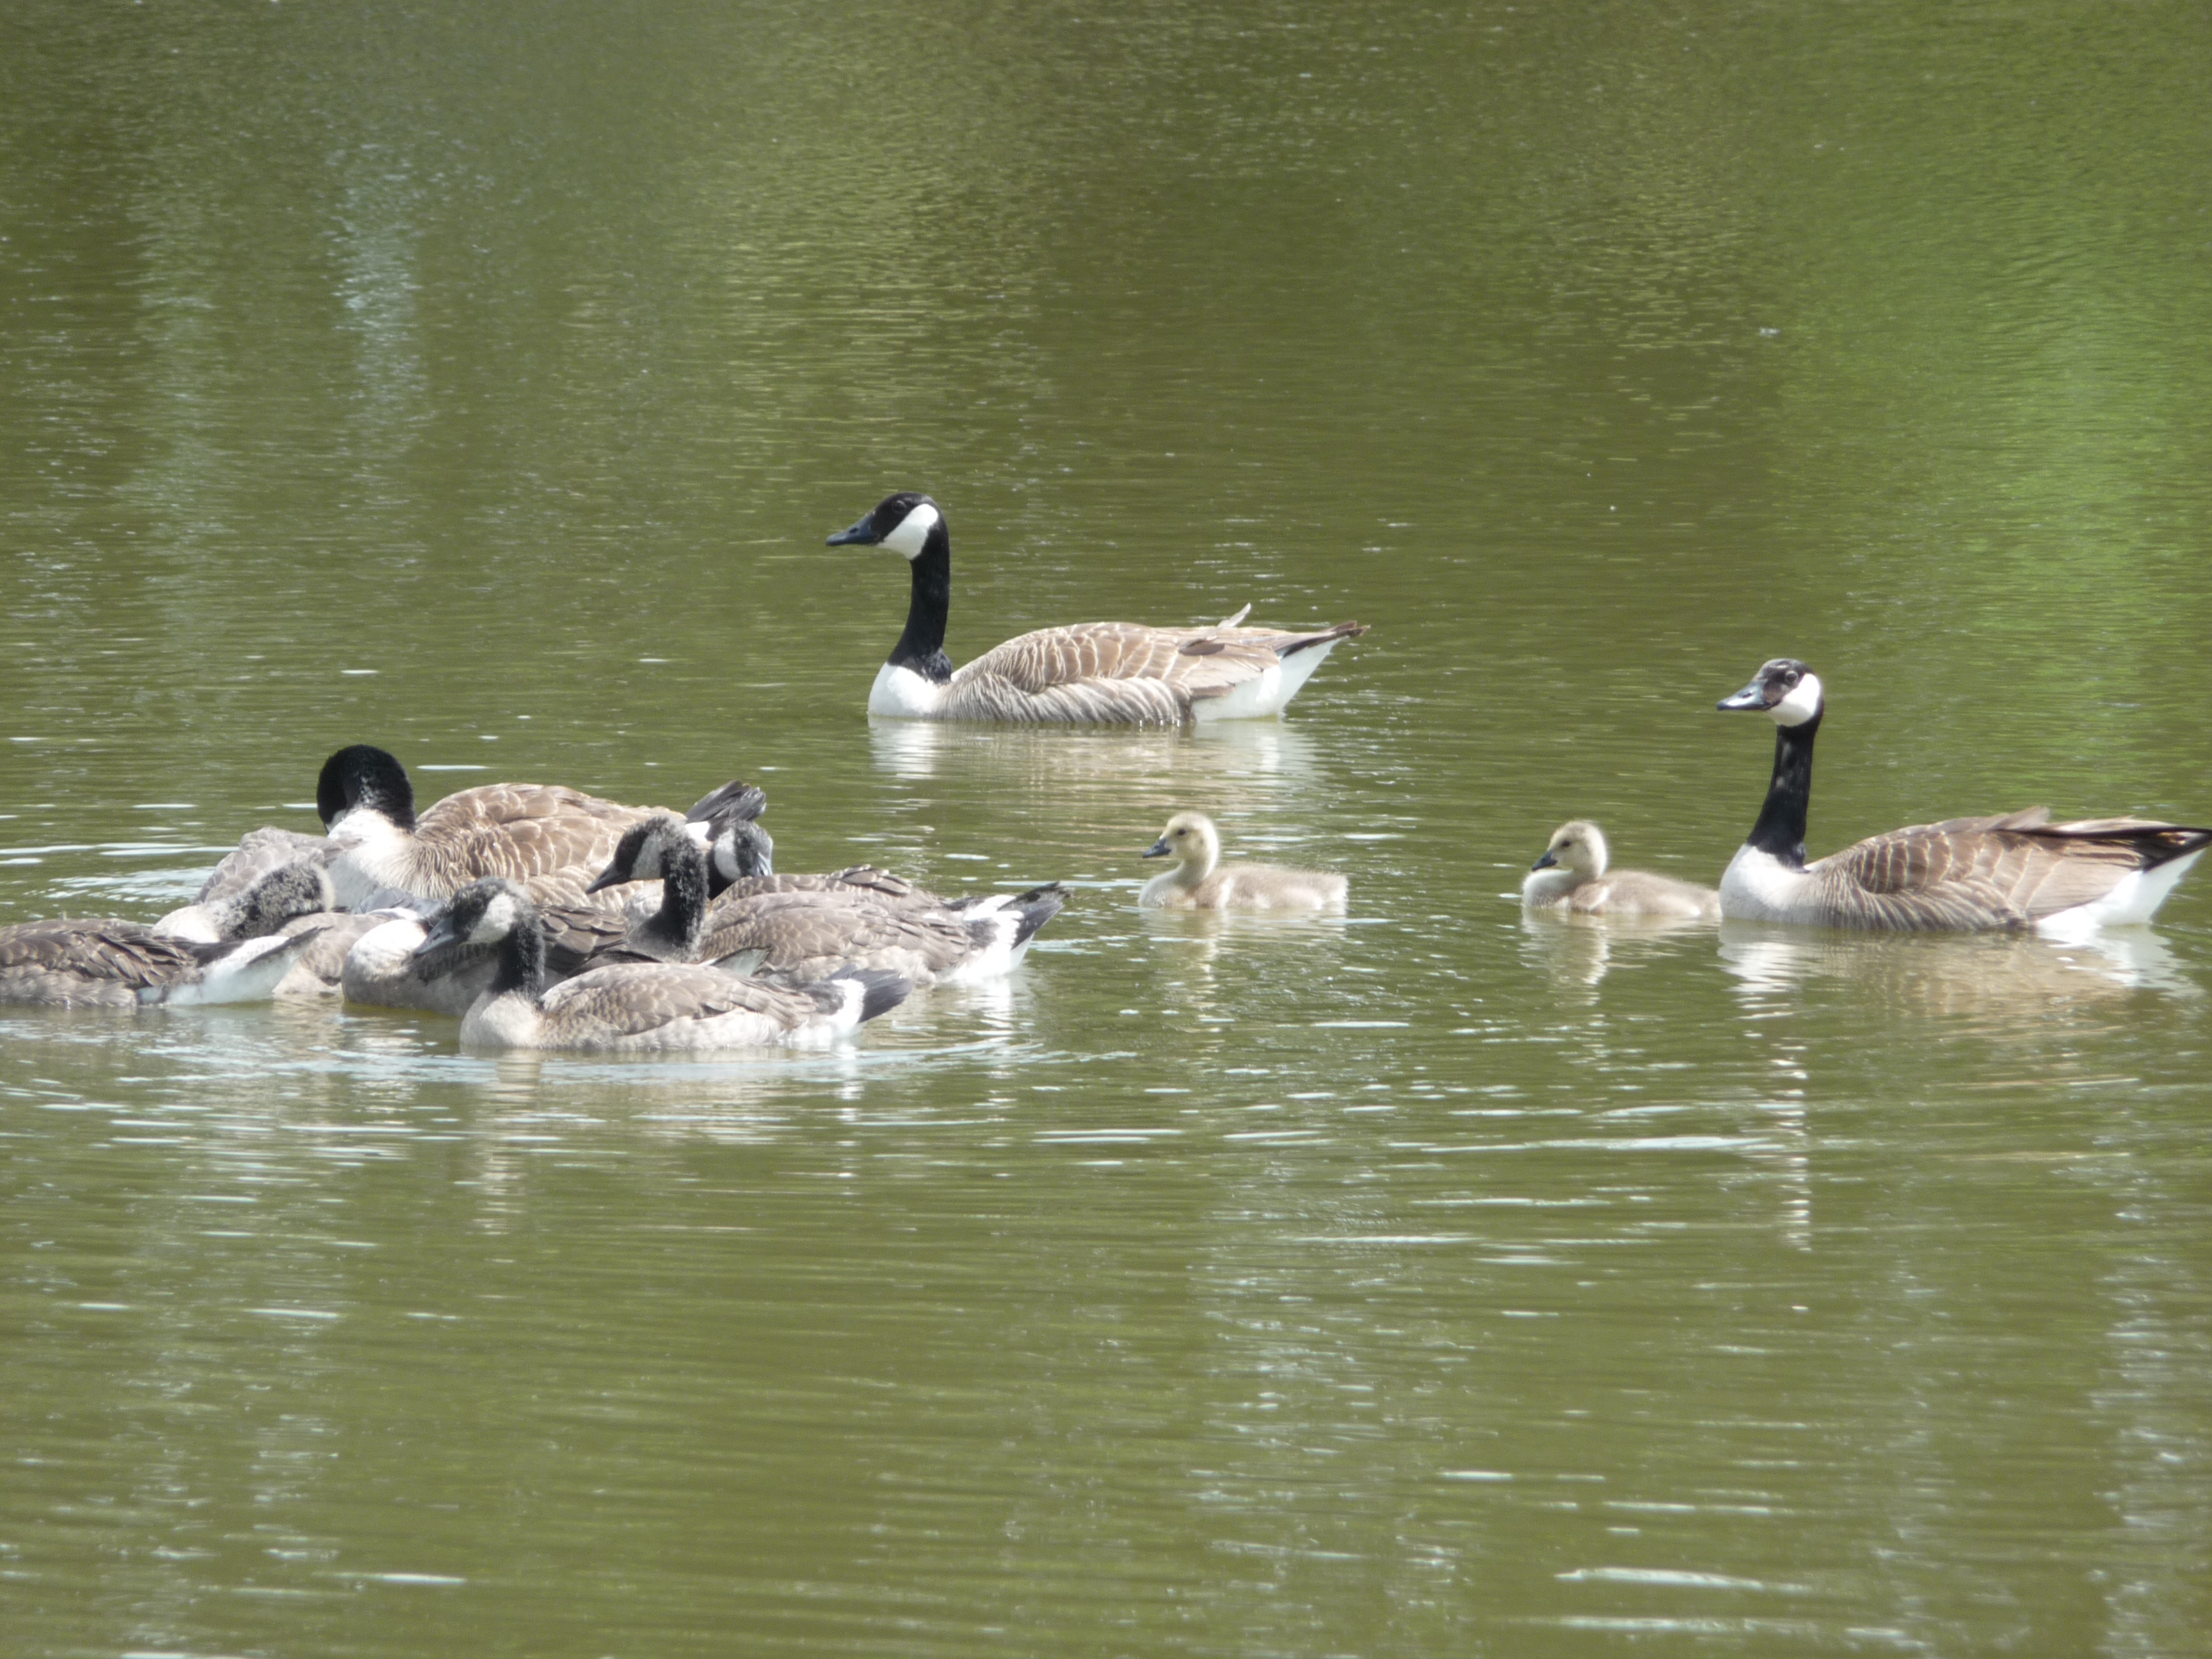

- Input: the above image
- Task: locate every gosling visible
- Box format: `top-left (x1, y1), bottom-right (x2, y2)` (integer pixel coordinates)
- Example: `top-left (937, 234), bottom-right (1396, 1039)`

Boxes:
top-left (1139, 812), bottom-right (1347, 911)
top-left (1522, 820), bottom-right (1719, 920)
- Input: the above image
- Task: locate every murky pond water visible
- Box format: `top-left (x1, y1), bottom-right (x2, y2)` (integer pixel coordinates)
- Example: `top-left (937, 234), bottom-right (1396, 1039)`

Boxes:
top-left (6, 2), bottom-right (2212, 1653)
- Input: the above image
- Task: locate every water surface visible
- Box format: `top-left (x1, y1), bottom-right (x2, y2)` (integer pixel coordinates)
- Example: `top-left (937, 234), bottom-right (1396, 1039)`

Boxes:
top-left (5, 3), bottom-right (2212, 1654)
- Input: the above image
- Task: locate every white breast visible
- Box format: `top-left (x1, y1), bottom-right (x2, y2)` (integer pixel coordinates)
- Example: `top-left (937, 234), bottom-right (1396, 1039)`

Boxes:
top-left (869, 662), bottom-right (950, 719)
top-left (1718, 845), bottom-right (1811, 922)
top-left (326, 810), bottom-right (416, 906)
top-left (1521, 867), bottom-right (1581, 908)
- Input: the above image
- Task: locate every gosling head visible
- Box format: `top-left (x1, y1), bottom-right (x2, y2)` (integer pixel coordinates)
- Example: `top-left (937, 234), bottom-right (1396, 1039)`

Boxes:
top-left (826, 491), bottom-right (945, 562)
top-left (1142, 812), bottom-right (1222, 872)
top-left (1532, 820), bottom-right (1609, 879)
top-left (227, 859), bottom-right (336, 939)
top-left (1718, 658), bottom-right (1823, 728)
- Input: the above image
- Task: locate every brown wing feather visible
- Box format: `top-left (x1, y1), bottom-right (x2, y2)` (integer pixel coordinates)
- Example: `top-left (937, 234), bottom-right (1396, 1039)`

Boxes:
top-left (1817, 813), bottom-right (2205, 928)
top-left (0, 918), bottom-right (208, 993)
top-left (418, 783), bottom-right (667, 883)
top-left (712, 867), bottom-right (938, 908)
top-left (698, 892), bottom-right (975, 983)
top-left (536, 962), bottom-right (825, 1039)
top-left (954, 620), bottom-right (1366, 721)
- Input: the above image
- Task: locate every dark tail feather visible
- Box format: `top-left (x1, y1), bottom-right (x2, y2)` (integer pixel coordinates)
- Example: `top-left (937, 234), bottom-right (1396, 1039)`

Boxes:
top-left (820, 967), bottom-right (911, 1023)
top-left (1006, 883), bottom-right (1066, 947)
top-left (2024, 821), bottom-right (2212, 870)
top-left (685, 778), bottom-right (768, 829)
top-left (1277, 620), bottom-right (1368, 658)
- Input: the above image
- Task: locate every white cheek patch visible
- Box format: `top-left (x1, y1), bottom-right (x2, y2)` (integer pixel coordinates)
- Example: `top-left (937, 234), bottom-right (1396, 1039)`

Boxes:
top-left (881, 502), bottom-right (940, 561)
top-left (1771, 673), bottom-right (1823, 727)
top-left (475, 890), bottom-right (520, 942)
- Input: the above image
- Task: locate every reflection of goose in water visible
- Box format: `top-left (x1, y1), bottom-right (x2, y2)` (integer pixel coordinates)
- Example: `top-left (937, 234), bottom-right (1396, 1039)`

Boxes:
top-left (1517, 908), bottom-right (1715, 990)
top-left (1719, 920), bottom-right (2200, 1017)
top-left (828, 492), bottom-right (1365, 725)
top-left (869, 704), bottom-right (1320, 785)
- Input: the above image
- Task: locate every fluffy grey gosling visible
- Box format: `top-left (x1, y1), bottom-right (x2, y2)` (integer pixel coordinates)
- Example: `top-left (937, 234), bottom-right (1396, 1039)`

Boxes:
top-left (1139, 812), bottom-right (1347, 911)
top-left (1522, 821), bottom-right (1720, 920)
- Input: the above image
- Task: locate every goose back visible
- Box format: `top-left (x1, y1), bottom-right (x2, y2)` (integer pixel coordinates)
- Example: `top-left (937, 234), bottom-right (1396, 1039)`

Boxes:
top-left (1735, 812), bottom-right (2212, 932)
top-left (319, 744), bottom-right (671, 908)
top-left (412, 878), bottom-right (910, 1050)
top-left (1, 918), bottom-right (317, 1008)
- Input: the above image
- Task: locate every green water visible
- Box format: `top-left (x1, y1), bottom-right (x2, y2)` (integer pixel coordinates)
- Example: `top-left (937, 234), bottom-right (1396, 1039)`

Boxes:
top-left (5, 3), bottom-right (2212, 1653)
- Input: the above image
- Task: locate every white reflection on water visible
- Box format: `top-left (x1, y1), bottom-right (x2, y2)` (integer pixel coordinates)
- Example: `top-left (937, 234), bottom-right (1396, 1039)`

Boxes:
top-left (1516, 910), bottom-right (1719, 992)
top-left (869, 712), bottom-right (1320, 793)
top-left (1718, 922), bottom-right (2202, 1018)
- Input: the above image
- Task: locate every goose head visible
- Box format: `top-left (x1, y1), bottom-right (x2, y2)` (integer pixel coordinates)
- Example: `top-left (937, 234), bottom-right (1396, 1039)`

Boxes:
top-left (1532, 821), bottom-right (1609, 878)
top-left (1143, 812), bottom-right (1222, 875)
top-left (827, 492), bottom-right (943, 561)
top-left (318, 744), bottom-right (417, 830)
top-left (586, 814), bottom-right (693, 892)
top-left (1718, 659), bottom-right (1823, 728)
top-left (684, 778), bottom-right (774, 883)
top-left (415, 878), bottom-right (532, 956)
top-left (227, 860), bottom-right (337, 939)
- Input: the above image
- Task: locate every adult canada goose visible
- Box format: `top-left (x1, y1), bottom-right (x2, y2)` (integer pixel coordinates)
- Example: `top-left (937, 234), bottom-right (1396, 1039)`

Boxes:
top-left (340, 876), bottom-right (661, 1015)
top-left (341, 907), bottom-right (503, 1016)
top-left (410, 879), bottom-right (910, 1052)
top-left (0, 867), bottom-right (329, 1008)
top-left (826, 492), bottom-right (1368, 725)
top-left (1716, 658), bottom-right (2212, 934)
top-left (1139, 812), bottom-right (1348, 911)
top-left (586, 815), bottom-right (1066, 986)
top-left (1523, 821), bottom-right (1720, 920)
top-left (316, 744), bottom-right (680, 911)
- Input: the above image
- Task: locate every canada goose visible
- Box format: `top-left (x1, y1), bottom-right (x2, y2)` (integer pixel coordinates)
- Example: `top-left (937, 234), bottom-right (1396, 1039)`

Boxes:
top-left (1717, 658), bottom-right (2212, 934)
top-left (341, 908), bottom-right (504, 1016)
top-left (153, 859), bottom-right (337, 943)
top-left (586, 815), bottom-right (1066, 986)
top-left (1523, 821), bottom-right (1720, 920)
top-left (150, 856), bottom-right (381, 1000)
top-left (340, 876), bottom-right (652, 1015)
top-left (1139, 812), bottom-right (1348, 910)
top-left (0, 867), bottom-right (330, 1008)
top-left (410, 879), bottom-right (910, 1051)
top-left (826, 492), bottom-right (1368, 725)
top-left (317, 744), bottom-right (671, 910)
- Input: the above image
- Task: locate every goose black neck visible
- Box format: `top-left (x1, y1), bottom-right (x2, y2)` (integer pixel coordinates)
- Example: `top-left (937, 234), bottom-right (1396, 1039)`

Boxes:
top-left (1747, 713), bottom-right (1820, 867)
top-left (645, 836), bottom-right (710, 952)
top-left (492, 915), bottom-right (548, 998)
top-left (888, 522), bottom-right (954, 683)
